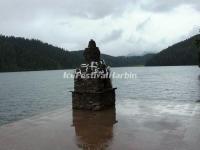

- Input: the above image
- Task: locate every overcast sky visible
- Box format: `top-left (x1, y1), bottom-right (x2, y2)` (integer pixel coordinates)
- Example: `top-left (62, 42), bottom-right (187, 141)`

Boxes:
top-left (0, 0), bottom-right (200, 56)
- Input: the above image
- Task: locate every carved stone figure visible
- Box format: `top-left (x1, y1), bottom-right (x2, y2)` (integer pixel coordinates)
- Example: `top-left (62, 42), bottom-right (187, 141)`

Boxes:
top-left (83, 39), bottom-right (100, 63)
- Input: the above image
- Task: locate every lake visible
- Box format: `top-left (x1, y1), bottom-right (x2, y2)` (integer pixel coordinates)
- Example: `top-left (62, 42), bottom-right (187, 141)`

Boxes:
top-left (1, 66), bottom-right (200, 150)
top-left (0, 66), bottom-right (200, 126)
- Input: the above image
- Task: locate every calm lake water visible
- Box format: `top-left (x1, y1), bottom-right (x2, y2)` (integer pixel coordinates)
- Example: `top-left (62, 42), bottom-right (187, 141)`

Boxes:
top-left (0, 66), bottom-right (200, 126)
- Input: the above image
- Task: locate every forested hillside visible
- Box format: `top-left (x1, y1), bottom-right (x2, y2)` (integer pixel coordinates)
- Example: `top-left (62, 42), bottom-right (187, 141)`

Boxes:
top-left (0, 35), bottom-right (154, 72)
top-left (146, 34), bottom-right (200, 66)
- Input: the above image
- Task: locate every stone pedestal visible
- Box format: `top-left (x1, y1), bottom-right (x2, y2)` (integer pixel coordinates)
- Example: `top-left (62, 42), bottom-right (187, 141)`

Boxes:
top-left (72, 68), bottom-right (116, 111)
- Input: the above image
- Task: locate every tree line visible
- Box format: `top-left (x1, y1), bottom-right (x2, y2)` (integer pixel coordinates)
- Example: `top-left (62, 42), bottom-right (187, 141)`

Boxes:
top-left (0, 35), bottom-right (154, 72)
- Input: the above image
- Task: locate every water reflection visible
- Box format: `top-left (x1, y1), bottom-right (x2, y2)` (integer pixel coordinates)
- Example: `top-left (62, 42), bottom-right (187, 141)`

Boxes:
top-left (72, 107), bottom-right (117, 150)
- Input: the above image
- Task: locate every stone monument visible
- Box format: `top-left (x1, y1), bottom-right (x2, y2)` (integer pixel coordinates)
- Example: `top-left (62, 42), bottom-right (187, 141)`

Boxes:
top-left (71, 40), bottom-right (116, 111)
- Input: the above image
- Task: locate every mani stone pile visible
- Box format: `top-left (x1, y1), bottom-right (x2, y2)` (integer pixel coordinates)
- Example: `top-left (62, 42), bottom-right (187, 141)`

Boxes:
top-left (72, 40), bottom-right (116, 111)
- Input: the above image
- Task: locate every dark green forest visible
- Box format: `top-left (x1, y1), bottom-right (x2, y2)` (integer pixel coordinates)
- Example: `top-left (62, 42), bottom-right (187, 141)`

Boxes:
top-left (0, 35), bottom-right (154, 72)
top-left (1, 34), bottom-right (199, 72)
top-left (146, 34), bottom-right (200, 66)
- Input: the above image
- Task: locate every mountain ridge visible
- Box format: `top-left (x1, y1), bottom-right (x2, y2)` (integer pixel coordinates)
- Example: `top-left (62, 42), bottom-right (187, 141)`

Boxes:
top-left (0, 35), bottom-right (154, 72)
top-left (146, 34), bottom-right (200, 66)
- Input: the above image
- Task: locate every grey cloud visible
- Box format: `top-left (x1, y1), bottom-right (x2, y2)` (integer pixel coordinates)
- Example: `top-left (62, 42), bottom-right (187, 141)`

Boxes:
top-left (0, 0), bottom-right (136, 20)
top-left (0, 0), bottom-right (200, 56)
top-left (141, 0), bottom-right (200, 12)
top-left (136, 17), bottom-right (151, 31)
top-left (101, 29), bottom-right (123, 43)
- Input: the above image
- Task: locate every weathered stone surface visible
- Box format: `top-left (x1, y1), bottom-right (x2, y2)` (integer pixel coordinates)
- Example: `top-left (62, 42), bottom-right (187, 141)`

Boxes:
top-left (72, 88), bottom-right (116, 110)
top-left (74, 78), bottom-right (112, 92)
top-left (72, 40), bottom-right (116, 111)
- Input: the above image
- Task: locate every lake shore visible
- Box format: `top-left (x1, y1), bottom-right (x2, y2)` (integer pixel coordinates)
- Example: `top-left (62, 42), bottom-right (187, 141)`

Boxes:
top-left (1, 100), bottom-right (200, 150)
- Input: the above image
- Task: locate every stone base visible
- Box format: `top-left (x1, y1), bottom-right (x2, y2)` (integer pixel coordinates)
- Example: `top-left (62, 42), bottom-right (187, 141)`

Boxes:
top-left (71, 88), bottom-right (116, 111)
